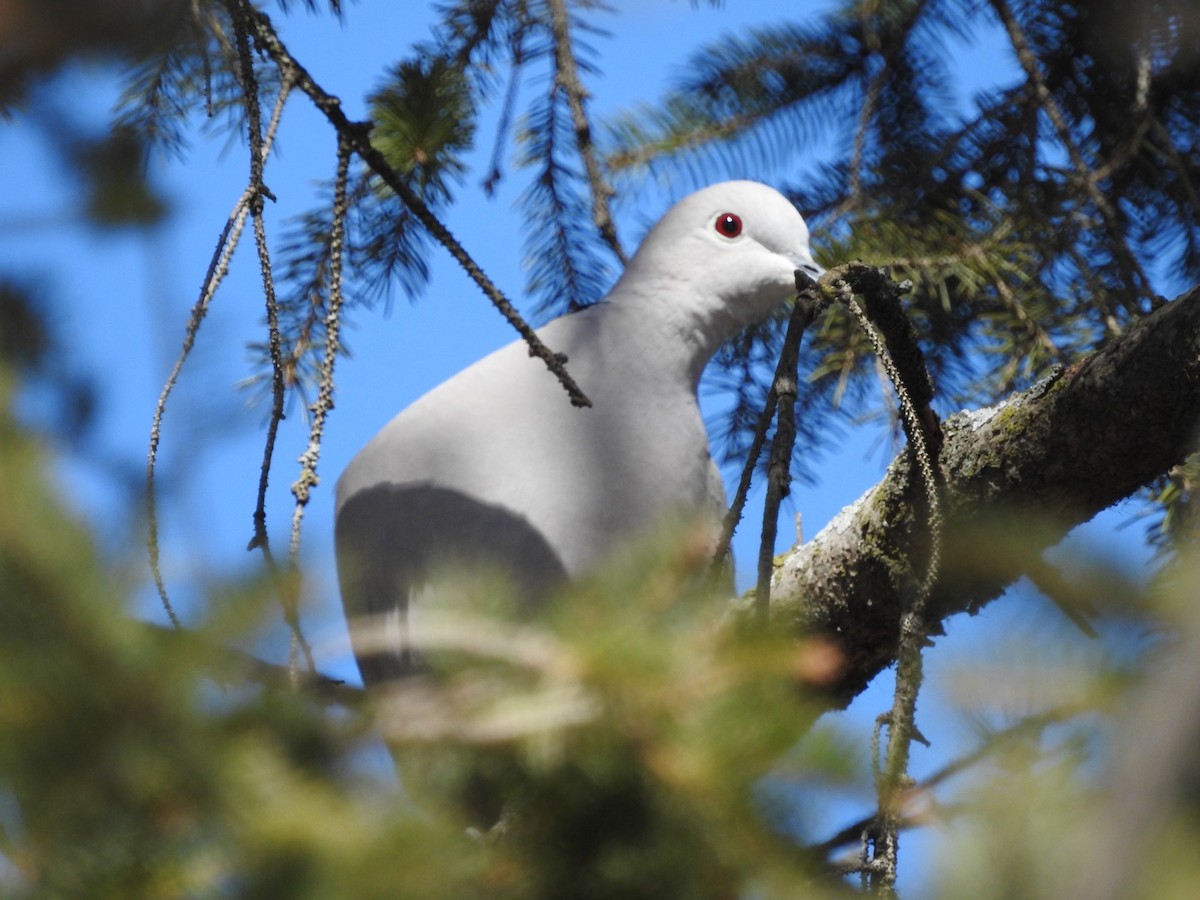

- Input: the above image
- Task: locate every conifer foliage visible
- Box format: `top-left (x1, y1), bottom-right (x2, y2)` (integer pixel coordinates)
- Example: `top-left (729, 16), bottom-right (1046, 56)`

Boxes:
top-left (2, 1), bottom-right (1200, 896)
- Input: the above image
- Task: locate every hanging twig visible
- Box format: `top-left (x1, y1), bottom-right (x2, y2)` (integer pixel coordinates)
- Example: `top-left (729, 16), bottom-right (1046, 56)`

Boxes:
top-left (145, 71), bottom-right (293, 629)
top-left (711, 393), bottom-right (776, 579)
top-left (289, 135), bottom-right (352, 561)
top-left (225, 0), bottom-right (316, 679)
top-left (832, 268), bottom-right (942, 896)
top-left (226, 3), bottom-right (278, 559)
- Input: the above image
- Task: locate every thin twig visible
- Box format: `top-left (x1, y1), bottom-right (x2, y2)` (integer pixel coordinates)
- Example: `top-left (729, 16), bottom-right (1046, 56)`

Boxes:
top-left (711, 391), bottom-right (776, 578)
top-left (545, 0), bottom-right (625, 264)
top-left (289, 135), bottom-right (352, 560)
top-left (712, 282), bottom-right (829, 582)
top-left (753, 283), bottom-right (828, 620)
top-left (226, 0), bottom-right (316, 679)
top-left (228, 4), bottom-right (276, 561)
top-left (145, 72), bottom-right (293, 628)
top-left (238, 0), bottom-right (592, 408)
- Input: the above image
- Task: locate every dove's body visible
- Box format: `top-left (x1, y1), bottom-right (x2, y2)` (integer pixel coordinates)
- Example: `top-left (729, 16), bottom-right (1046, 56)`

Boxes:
top-left (336, 181), bottom-right (821, 684)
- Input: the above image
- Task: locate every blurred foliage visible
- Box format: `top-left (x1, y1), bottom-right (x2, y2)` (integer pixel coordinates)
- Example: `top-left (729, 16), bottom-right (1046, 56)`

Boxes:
top-left (6, 334), bottom-right (1200, 894)
top-left (1, 354), bottom-right (865, 897)
top-left (0, 280), bottom-right (96, 442)
top-left (69, 125), bottom-right (169, 225)
top-left (0, 0), bottom-right (189, 112)
top-left (926, 549), bottom-right (1200, 900)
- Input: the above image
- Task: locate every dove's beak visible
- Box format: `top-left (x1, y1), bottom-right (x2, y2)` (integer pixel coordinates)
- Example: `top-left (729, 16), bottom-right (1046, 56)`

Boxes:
top-left (794, 260), bottom-right (824, 290)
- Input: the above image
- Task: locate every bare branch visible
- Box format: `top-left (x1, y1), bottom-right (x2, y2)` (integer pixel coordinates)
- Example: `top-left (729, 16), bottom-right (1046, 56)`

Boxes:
top-left (224, 0), bottom-right (315, 678)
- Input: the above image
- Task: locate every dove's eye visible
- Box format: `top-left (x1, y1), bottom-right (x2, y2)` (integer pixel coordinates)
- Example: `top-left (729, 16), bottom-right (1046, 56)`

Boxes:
top-left (715, 213), bottom-right (743, 238)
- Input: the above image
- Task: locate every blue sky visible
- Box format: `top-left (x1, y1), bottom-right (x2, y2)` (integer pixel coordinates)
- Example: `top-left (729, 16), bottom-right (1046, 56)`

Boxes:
top-left (0, 1), bottom-right (1159, 893)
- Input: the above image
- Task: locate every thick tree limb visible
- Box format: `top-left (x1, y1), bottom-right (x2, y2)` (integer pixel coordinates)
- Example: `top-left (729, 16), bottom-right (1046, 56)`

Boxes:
top-left (768, 283), bottom-right (1200, 707)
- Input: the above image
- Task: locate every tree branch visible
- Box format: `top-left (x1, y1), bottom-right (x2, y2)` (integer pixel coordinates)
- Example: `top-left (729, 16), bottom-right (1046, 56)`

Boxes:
top-left (989, 0), bottom-right (1156, 313)
top-left (237, 0), bottom-right (592, 408)
top-left (765, 283), bottom-right (1200, 707)
top-left (545, 0), bottom-right (625, 264)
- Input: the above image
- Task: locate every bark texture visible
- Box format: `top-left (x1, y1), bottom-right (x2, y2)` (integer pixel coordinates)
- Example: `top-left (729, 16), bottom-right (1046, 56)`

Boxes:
top-left (768, 283), bottom-right (1200, 707)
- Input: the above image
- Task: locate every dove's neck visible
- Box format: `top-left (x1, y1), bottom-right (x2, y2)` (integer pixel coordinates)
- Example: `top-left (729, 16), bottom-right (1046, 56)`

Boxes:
top-left (605, 272), bottom-right (758, 390)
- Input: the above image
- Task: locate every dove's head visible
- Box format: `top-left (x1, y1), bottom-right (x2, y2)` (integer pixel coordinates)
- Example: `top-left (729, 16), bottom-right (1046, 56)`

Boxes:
top-left (616, 180), bottom-right (823, 338)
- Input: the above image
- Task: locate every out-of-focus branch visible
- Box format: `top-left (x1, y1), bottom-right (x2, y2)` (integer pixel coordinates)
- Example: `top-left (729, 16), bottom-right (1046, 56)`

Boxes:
top-left (812, 704), bottom-right (1083, 861)
top-left (140, 621), bottom-right (362, 708)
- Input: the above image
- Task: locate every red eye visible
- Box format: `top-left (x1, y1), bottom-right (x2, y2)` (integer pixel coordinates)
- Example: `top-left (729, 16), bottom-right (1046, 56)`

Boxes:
top-left (715, 212), bottom-right (743, 238)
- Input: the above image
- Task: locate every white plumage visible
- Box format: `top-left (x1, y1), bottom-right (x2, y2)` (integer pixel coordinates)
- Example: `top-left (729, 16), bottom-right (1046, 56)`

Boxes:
top-left (336, 180), bottom-right (822, 684)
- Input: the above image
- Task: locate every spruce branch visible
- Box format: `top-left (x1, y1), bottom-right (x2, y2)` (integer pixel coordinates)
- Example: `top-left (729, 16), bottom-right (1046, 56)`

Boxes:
top-left (236, 0), bottom-right (592, 408)
top-left (482, 18), bottom-right (528, 194)
top-left (546, 0), bottom-right (625, 264)
top-left (989, 0), bottom-right (1157, 315)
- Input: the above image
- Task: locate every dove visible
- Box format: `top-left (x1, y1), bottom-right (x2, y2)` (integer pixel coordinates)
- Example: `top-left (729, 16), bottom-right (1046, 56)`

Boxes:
top-left (336, 180), bottom-right (823, 685)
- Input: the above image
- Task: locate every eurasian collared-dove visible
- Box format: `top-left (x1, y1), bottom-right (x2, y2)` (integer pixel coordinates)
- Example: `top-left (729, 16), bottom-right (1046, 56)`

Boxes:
top-left (336, 180), bottom-right (822, 685)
